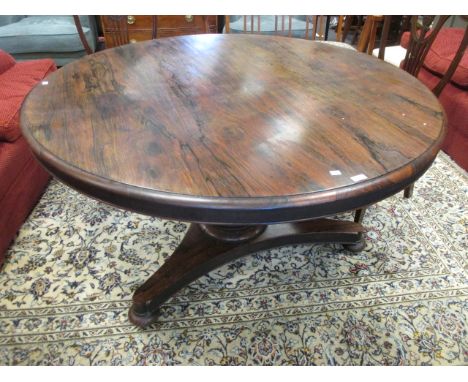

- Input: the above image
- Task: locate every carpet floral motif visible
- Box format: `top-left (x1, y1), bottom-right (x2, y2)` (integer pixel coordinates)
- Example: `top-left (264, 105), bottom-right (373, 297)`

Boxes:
top-left (0, 153), bottom-right (466, 365)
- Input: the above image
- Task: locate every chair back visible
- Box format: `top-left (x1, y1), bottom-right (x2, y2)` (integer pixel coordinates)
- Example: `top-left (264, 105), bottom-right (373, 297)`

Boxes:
top-left (73, 16), bottom-right (93, 54)
top-left (356, 16), bottom-right (384, 54)
top-left (100, 16), bottom-right (130, 47)
top-left (401, 16), bottom-right (468, 96)
top-left (225, 16), bottom-right (333, 40)
top-left (402, 16), bottom-right (450, 76)
top-left (340, 16), bottom-right (387, 54)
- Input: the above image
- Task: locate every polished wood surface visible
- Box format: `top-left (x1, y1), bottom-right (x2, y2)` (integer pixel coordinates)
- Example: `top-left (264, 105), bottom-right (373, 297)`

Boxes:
top-left (21, 34), bottom-right (446, 224)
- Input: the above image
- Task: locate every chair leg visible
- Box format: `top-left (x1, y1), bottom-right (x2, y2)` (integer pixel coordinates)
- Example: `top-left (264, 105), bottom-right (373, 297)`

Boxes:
top-left (341, 15), bottom-right (353, 42)
top-left (354, 208), bottom-right (367, 224)
top-left (366, 16), bottom-right (380, 54)
top-left (404, 184), bottom-right (414, 199)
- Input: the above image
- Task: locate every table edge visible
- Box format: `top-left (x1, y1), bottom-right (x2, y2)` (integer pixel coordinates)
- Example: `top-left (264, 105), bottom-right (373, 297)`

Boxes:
top-left (21, 114), bottom-right (447, 224)
top-left (19, 34), bottom-right (448, 224)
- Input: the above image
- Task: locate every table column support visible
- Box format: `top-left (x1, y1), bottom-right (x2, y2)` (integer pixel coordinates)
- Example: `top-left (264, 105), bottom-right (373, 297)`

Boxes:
top-left (129, 219), bottom-right (365, 328)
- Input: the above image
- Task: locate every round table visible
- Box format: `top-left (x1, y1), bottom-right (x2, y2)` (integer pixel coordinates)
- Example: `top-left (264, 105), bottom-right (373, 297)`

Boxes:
top-left (20, 34), bottom-right (446, 327)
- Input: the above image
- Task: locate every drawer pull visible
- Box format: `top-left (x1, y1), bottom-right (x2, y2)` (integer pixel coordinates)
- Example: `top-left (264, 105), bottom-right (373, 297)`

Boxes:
top-left (127, 15), bottom-right (136, 25)
top-left (129, 39), bottom-right (137, 44)
top-left (185, 15), bottom-right (194, 22)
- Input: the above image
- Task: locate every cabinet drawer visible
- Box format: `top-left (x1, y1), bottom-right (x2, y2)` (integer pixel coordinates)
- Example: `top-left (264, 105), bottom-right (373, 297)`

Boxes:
top-left (127, 30), bottom-right (153, 43)
top-left (157, 15), bottom-right (207, 29)
top-left (101, 15), bottom-right (218, 48)
top-left (156, 16), bottom-right (218, 38)
top-left (125, 15), bottom-right (154, 30)
top-left (157, 27), bottom-right (206, 38)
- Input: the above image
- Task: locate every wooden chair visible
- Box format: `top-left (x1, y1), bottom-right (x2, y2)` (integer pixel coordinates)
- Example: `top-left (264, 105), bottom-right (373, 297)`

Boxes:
top-left (377, 16), bottom-right (467, 95)
top-left (225, 15), bottom-right (342, 42)
top-left (356, 16), bottom-right (384, 54)
top-left (402, 16), bottom-right (467, 197)
top-left (225, 15), bottom-right (412, 56)
top-left (340, 16), bottom-right (364, 45)
top-left (96, 16), bottom-right (130, 48)
top-left (402, 16), bottom-right (468, 95)
top-left (73, 15), bottom-right (93, 55)
top-left (338, 15), bottom-right (387, 56)
top-left (355, 16), bottom-right (468, 223)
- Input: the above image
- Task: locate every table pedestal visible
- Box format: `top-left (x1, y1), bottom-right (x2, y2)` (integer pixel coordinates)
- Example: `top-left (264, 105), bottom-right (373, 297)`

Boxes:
top-left (129, 219), bottom-right (365, 328)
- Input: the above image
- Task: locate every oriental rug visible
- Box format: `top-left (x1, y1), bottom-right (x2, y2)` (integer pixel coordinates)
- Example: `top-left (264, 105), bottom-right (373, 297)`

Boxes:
top-left (0, 152), bottom-right (466, 365)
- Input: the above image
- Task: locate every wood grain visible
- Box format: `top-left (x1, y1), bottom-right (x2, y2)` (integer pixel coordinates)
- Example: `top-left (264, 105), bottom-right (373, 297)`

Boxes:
top-left (20, 34), bottom-right (446, 224)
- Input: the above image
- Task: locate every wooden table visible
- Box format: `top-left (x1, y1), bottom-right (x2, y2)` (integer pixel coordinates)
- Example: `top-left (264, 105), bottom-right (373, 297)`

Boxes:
top-left (20, 34), bottom-right (446, 327)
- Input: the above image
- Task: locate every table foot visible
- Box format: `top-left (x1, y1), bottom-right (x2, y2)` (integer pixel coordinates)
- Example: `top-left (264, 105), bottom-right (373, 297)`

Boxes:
top-left (129, 219), bottom-right (365, 327)
top-left (343, 233), bottom-right (365, 252)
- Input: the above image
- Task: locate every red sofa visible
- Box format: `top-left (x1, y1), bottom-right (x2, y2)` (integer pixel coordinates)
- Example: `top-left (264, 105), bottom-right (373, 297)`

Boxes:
top-left (401, 28), bottom-right (468, 171)
top-left (0, 50), bottom-right (56, 266)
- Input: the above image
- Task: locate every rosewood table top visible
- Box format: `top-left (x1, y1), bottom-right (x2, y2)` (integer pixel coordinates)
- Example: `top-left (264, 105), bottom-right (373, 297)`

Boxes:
top-left (20, 34), bottom-right (447, 327)
top-left (20, 34), bottom-right (445, 224)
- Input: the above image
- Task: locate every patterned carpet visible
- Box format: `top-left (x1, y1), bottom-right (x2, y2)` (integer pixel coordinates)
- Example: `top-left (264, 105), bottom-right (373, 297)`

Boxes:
top-left (0, 152), bottom-right (466, 365)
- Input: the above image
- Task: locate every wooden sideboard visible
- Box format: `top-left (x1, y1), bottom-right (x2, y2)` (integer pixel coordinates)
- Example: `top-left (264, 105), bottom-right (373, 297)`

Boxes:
top-left (100, 15), bottom-right (218, 48)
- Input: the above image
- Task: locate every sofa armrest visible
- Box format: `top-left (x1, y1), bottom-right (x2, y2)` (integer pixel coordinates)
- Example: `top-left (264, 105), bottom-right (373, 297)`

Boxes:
top-left (0, 57), bottom-right (56, 142)
top-left (0, 49), bottom-right (15, 74)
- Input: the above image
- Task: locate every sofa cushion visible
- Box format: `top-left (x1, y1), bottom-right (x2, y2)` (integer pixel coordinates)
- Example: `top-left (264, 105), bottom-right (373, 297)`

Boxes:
top-left (424, 28), bottom-right (468, 87)
top-left (401, 28), bottom-right (468, 87)
top-left (0, 16), bottom-right (93, 54)
top-left (0, 57), bottom-right (56, 142)
top-left (0, 49), bottom-right (15, 74)
top-left (11, 51), bottom-right (88, 68)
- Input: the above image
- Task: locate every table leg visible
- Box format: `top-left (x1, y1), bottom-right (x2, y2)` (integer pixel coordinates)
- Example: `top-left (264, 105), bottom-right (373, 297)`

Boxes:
top-left (129, 219), bottom-right (365, 328)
